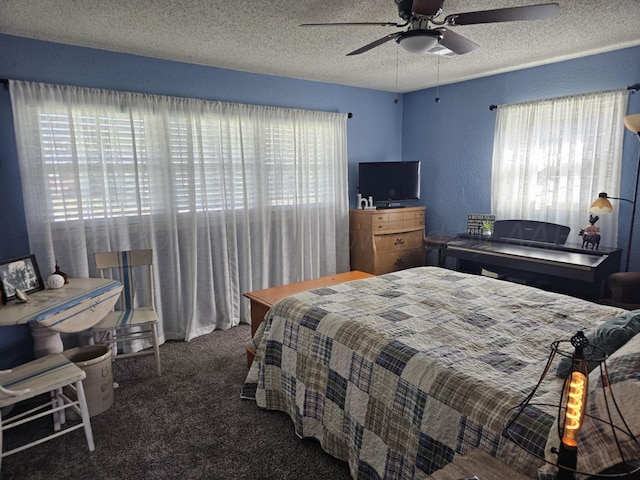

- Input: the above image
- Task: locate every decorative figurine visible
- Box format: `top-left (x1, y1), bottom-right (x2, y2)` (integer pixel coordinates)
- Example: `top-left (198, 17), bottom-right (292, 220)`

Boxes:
top-left (579, 214), bottom-right (601, 250)
top-left (53, 261), bottom-right (69, 284)
top-left (482, 220), bottom-right (494, 237)
top-left (356, 193), bottom-right (376, 210)
top-left (47, 273), bottom-right (65, 289)
top-left (15, 288), bottom-right (30, 303)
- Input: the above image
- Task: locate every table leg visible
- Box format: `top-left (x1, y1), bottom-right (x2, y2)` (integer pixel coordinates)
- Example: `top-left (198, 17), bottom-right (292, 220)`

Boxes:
top-left (29, 323), bottom-right (64, 357)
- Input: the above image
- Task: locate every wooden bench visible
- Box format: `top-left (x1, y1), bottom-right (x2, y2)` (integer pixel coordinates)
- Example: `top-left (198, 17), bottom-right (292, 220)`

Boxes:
top-left (243, 270), bottom-right (374, 366)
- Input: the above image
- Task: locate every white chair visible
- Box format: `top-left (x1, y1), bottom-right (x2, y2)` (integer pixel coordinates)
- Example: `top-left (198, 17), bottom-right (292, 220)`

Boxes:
top-left (91, 250), bottom-right (161, 376)
top-left (0, 354), bottom-right (95, 469)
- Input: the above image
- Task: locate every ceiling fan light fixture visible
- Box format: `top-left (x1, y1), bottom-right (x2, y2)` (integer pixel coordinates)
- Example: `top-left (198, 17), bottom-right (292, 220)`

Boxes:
top-left (397, 30), bottom-right (441, 54)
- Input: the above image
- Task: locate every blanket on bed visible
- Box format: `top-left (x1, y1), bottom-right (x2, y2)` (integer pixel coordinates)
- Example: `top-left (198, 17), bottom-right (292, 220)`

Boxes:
top-left (242, 267), bottom-right (632, 479)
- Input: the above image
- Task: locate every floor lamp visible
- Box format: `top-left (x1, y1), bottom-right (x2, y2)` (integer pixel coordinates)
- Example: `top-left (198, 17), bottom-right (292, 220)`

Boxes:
top-left (589, 113), bottom-right (640, 272)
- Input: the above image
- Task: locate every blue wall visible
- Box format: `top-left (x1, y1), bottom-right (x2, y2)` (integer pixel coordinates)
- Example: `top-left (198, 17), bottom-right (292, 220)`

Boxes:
top-left (403, 46), bottom-right (640, 272)
top-left (1, 33), bottom-right (639, 366)
top-left (0, 34), bottom-right (403, 368)
top-left (0, 34), bottom-right (403, 262)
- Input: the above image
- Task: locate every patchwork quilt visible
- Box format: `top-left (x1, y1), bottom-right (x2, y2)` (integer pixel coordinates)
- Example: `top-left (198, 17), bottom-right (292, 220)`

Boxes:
top-left (241, 267), bottom-right (631, 479)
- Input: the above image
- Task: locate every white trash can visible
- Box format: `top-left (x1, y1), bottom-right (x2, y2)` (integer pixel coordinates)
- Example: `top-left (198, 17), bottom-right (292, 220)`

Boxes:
top-left (62, 345), bottom-right (113, 417)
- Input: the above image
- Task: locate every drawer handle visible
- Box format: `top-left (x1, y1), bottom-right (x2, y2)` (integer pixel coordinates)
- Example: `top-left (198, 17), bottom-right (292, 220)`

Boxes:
top-left (394, 258), bottom-right (405, 266)
top-left (394, 238), bottom-right (405, 245)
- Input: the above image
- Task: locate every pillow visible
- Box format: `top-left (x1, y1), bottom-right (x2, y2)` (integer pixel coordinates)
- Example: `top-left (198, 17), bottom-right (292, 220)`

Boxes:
top-left (556, 310), bottom-right (640, 378)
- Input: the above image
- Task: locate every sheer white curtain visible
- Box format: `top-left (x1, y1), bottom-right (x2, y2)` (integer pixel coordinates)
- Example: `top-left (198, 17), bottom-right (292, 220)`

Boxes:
top-left (491, 89), bottom-right (628, 248)
top-left (10, 80), bottom-right (349, 342)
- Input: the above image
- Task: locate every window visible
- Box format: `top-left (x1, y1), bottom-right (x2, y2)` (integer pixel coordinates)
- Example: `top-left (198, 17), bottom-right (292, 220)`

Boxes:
top-left (10, 80), bottom-right (349, 339)
top-left (34, 105), bottom-right (339, 221)
top-left (491, 89), bottom-right (628, 247)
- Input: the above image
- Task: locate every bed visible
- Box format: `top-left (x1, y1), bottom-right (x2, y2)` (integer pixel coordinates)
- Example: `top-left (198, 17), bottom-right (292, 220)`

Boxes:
top-left (241, 267), bottom-right (640, 479)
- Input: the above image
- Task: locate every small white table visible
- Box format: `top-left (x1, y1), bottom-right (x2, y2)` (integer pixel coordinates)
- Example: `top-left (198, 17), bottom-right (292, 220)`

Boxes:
top-left (0, 278), bottom-right (122, 357)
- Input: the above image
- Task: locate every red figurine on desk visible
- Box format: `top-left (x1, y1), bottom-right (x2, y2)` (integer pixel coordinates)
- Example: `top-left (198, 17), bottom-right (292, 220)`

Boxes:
top-left (579, 214), bottom-right (601, 250)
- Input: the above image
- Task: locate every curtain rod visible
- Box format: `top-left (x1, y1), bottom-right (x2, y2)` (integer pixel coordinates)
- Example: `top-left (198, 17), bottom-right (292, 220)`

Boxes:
top-left (0, 78), bottom-right (353, 117)
top-left (489, 83), bottom-right (640, 111)
top-left (3, 76), bottom-right (638, 116)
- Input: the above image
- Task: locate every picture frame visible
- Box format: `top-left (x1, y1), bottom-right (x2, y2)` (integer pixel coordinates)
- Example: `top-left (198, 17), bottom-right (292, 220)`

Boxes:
top-left (0, 254), bottom-right (44, 304)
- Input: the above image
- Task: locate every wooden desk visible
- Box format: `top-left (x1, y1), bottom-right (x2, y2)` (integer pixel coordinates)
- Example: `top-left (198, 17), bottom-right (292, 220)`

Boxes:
top-left (446, 236), bottom-right (621, 300)
top-left (0, 278), bottom-right (123, 357)
top-left (243, 270), bottom-right (374, 366)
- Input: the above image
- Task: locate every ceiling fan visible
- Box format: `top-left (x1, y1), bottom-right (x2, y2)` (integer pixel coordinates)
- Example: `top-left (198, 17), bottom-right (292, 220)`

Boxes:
top-left (301, 1), bottom-right (559, 57)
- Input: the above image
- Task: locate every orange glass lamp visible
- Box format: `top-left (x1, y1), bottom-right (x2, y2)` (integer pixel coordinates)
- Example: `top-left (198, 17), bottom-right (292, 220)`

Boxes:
top-left (556, 332), bottom-right (590, 480)
top-left (504, 331), bottom-right (638, 479)
top-left (589, 113), bottom-right (640, 272)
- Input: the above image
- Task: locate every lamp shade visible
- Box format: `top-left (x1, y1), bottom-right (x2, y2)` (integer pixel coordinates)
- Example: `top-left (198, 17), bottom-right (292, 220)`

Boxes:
top-left (624, 113), bottom-right (640, 134)
top-left (589, 192), bottom-right (614, 214)
top-left (397, 30), bottom-right (441, 54)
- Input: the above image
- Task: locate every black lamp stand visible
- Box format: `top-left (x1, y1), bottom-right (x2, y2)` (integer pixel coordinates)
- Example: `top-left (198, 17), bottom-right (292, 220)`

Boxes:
top-left (626, 132), bottom-right (640, 272)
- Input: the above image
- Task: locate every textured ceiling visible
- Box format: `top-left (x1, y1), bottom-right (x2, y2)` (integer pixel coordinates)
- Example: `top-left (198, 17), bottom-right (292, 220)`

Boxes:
top-left (1, 0), bottom-right (639, 93)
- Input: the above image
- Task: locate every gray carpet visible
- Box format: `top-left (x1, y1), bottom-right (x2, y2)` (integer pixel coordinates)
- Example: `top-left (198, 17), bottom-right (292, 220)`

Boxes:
top-left (1, 324), bottom-right (352, 480)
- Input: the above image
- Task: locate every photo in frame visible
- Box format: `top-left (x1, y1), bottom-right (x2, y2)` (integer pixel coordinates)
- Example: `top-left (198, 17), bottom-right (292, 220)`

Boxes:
top-left (0, 254), bottom-right (44, 304)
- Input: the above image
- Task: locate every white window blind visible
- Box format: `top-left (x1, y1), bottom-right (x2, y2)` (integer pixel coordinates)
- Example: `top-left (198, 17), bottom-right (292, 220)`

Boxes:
top-left (34, 104), bottom-right (337, 221)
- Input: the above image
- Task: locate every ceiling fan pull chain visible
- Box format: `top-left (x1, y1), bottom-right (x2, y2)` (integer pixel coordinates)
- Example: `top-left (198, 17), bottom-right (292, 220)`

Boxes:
top-left (394, 43), bottom-right (399, 104)
top-left (435, 54), bottom-right (441, 103)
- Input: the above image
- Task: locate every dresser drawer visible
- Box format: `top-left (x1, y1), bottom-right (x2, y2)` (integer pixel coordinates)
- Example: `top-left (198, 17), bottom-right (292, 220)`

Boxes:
top-left (371, 212), bottom-right (402, 231)
top-left (372, 210), bottom-right (425, 231)
top-left (374, 230), bottom-right (423, 253)
top-left (374, 248), bottom-right (424, 275)
top-left (370, 212), bottom-right (404, 223)
top-left (372, 220), bottom-right (390, 232)
top-left (403, 210), bottom-right (425, 228)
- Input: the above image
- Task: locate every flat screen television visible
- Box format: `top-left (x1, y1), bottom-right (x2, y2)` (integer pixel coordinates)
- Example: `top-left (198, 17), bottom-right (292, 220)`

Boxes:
top-left (358, 161), bottom-right (421, 207)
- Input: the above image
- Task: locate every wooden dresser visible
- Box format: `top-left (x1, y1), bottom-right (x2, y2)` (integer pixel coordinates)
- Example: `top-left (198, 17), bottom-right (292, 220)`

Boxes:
top-left (349, 206), bottom-right (426, 275)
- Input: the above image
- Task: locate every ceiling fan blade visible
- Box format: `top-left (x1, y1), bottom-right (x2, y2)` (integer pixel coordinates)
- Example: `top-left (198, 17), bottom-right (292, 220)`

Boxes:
top-left (301, 21), bottom-right (404, 27)
top-left (445, 3), bottom-right (559, 26)
top-left (347, 33), bottom-right (401, 56)
top-left (411, 0), bottom-right (445, 17)
top-left (439, 29), bottom-right (479, 55)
